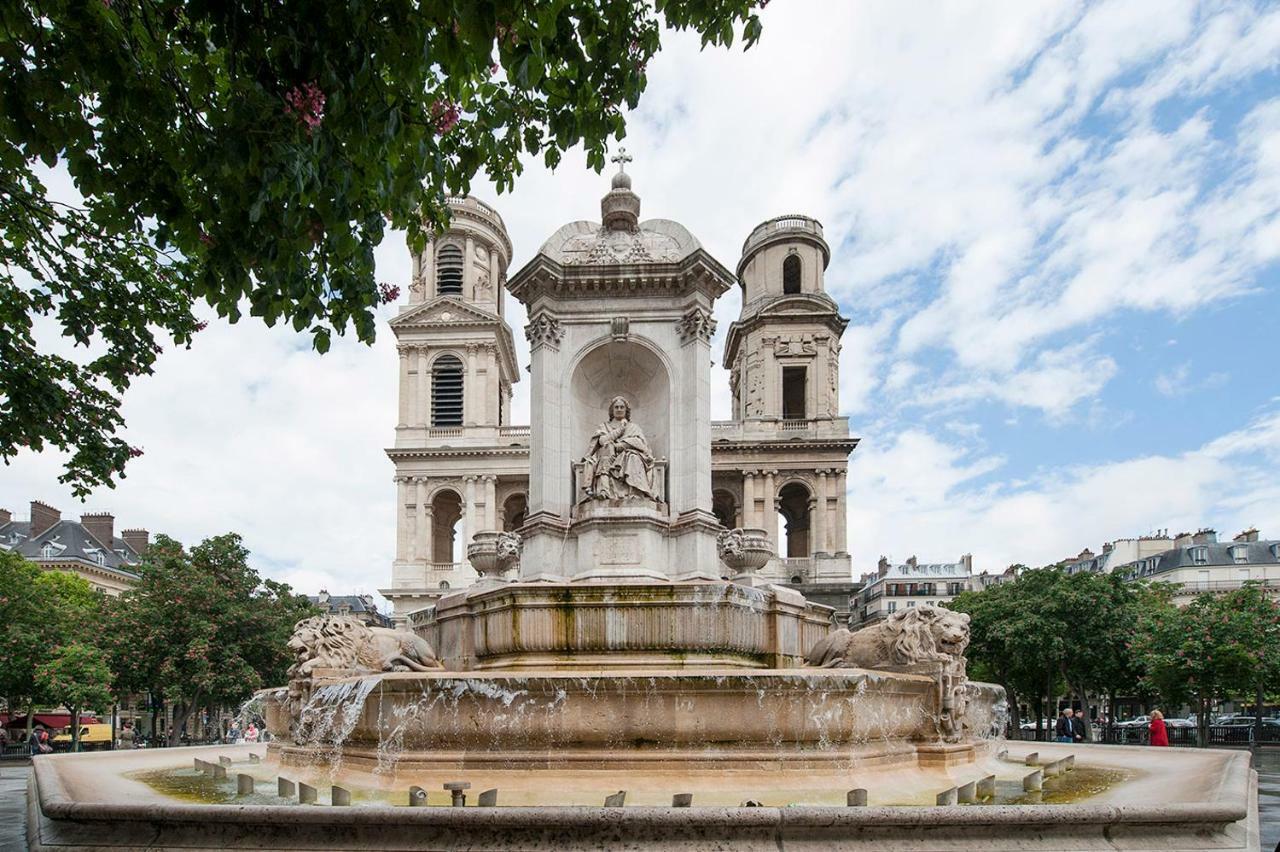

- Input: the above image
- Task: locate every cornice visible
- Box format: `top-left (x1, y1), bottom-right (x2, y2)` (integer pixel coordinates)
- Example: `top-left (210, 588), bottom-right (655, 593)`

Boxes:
top-left (723, 296), bottom-right (849, 368)
top-left (506, 248), bottom-right (734, 306)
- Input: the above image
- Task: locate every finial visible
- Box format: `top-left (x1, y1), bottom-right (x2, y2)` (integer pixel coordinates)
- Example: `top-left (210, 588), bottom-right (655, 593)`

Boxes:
top-left (611, 147), bottom-right (633, 174)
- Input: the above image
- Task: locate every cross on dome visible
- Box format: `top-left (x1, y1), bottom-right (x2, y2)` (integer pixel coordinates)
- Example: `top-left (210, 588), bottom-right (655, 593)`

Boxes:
top-left (611, 147), bottom-right (633, 173)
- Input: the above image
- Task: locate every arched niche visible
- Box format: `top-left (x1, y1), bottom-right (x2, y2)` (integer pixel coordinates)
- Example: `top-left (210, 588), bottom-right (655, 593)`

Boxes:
top-left (570, 339), bottom-right (671, 474)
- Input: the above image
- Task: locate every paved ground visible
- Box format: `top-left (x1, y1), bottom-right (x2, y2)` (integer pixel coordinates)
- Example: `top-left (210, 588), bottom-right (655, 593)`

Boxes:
top-left (1258, 749), bottom-right (1280, 852)
top-left (0, 763), bottom-right (31, 852)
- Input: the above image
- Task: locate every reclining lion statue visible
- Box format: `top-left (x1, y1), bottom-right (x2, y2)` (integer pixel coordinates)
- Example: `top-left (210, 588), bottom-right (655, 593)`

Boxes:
top-left (805, 604), bottom-right (972, 741)
top-left (804, 604), bottom-right (970, 669)
top-left (287, 615), bottom-right (443, 680)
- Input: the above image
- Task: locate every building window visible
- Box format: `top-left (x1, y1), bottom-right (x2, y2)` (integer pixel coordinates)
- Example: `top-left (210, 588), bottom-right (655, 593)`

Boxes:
top-left (1229, 545), bottom-right (1248, 564)
top-left (782, 254), bottom-right (802, 294)
top-left (93, 551), bottom-right (105, 566)
top-left (1271, 543), bottom-right (1280, 559)
top-left (439, 581), bottom-right (451, 590)
top-left (1189, 546), bottom-right (1209, 565)
top-left (782, 366), bottom-right (807, 419)
top-left (436, 244), bottom-right (464, 295)
top-left (41, 543), bottom-right (55, 559)
top-left (887, 601), bottom-right (897, 613)
top-left (431, 356), bottom-right (465, 426)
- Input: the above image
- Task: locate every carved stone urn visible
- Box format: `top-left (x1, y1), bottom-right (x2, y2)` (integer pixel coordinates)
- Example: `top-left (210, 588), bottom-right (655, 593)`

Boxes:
top-left (467, 531), bottom-right (522, 583)
top-left (716, 528), bottom-right (773, 577)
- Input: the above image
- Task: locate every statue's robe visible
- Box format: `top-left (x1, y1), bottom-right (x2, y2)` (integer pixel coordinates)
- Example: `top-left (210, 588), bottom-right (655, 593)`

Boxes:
top-left (584, 418), bottom-right (656, 500)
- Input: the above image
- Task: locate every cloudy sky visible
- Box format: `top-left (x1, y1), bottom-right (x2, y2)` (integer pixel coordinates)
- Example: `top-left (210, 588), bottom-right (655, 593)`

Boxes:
top-left (6, 0), bottom-right (1280, 602)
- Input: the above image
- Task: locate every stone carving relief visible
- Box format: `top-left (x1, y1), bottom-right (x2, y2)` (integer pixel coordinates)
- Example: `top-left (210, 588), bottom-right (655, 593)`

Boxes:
top-left (559, 227), bottom-right (683, 265)
top-left (581, 395), bottom-right (658, 502)
top-left (774, 334), bottom-right (817, 357)
top-left (468, 531), bottom-right (521, 579)
top-left (676, 307), bottom-right (717, 344)
top-left (524, 312), bottom-right (563, 351)
top-left (826, 347), bottom-right (839, 417)
top-left (475, 272), bottom-right (491, 299)
top-left (804, 604), bottom-right (972, 741)
top-left (745, 368), bottom-right (764, 417)
top-left (715, 528), bottom-right (772, 575)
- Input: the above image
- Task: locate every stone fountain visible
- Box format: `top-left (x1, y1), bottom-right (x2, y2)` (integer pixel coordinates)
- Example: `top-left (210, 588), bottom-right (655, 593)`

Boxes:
top-left (24, 169), bottom-right (1261, 850)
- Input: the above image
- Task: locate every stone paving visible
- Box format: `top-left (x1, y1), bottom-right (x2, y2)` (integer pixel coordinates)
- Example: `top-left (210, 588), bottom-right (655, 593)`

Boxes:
top-left (0, 763), bottom-right (31, 852)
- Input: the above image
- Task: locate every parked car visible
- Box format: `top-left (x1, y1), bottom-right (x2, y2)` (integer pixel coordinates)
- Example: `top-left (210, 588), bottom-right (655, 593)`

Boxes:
top-left (1164, 716), bottom-right (1196, 728)
top-left (1114, 715), bottom-right (1150, 728)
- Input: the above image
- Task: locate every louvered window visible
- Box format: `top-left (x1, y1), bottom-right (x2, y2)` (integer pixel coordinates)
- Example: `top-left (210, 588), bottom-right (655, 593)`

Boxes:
top-left (432, 356), bottom-right (464, 425)
top-left (436, 244), bottom-right (464, 295)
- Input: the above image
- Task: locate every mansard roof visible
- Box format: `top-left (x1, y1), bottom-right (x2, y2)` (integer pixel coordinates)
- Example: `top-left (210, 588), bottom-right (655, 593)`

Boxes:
top-left (0, 519), bottom-right (142, 577)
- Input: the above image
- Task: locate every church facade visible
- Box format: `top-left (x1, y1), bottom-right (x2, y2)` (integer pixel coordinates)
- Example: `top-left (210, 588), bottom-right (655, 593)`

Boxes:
top-left (381, 174), bottom-right (859, 620)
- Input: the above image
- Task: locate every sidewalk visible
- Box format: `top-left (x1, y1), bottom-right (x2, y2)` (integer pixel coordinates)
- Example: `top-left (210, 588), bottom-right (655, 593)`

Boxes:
top-left (0, 764), bottom-right (31, 852)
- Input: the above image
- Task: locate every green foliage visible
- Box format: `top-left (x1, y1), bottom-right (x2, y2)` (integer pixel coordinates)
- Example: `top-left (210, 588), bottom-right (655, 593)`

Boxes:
top-left (0, 550), bottom-right (105, 712)
top-left (34, 642), bottom-right (114, 749)
top-left (1133, 582), bottom-right (1280, 737)
top-left (0, 0), bottom-right (766, 495)
top-left (103, 533), bottom-right (319, 744)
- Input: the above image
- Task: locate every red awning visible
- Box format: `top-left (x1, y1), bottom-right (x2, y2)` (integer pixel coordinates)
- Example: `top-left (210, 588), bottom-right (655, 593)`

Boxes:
top-left (3, 713), bottom-right (100, 731)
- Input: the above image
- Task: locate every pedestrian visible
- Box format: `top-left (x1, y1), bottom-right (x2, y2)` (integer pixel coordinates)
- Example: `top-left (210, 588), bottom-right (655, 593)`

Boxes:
top-left (244, 722), bottom-right (259, 743)
top-left (1149, 709), bottom-right (1169, 747)
top-left (1072, 708), bottom-right (1089, 742)
top-left (1054, 708), bottom-right (1074, 743)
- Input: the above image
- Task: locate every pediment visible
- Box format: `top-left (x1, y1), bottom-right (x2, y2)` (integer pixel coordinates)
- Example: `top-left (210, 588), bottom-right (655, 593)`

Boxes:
top-left (390, 297), bottom-right (500, 328)
top-left (765, 294), bottom-right (840, 315)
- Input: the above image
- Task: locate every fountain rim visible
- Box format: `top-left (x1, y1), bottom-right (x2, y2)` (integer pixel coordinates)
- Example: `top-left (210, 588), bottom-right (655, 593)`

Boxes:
top-left (30, 744), bottom-right (1252, 828)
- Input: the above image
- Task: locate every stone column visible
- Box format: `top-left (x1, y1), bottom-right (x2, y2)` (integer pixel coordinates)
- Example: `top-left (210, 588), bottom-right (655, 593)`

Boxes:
top-left (394, 477), bottom-right (409, 561)
top-left (484, 475), bottom-right (497, 531)
top-left (414, 479), bottom-right (429, 563)
top-left (422, 504), bottom-right (435, 566)
top-left (763, 470), bottom-right (777, 548)
top-left (463, 476), bottom-right (478, 554)
top-left (484, 345), bottom-right (497, 425)
top-left (464, 344), bottom-right (477, 427)
top-left (416, 349), bottom-right (431, 427)
top-left (463, 235), bottom-right (475, 299)
top-left (488, 247), bottom-right (501, 309)
top-left (397, 348), bottom-right (410, 427)
top-left (835, 469), bottom-right (848, 552)
top-left (815, 469), bottom-right (829, 553)
top-left (422, 240), bottom-right (435, 298)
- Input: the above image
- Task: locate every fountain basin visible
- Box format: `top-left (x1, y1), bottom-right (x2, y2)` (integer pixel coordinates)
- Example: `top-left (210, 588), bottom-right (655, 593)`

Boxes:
top-left (26, 742), bottom-right (1259, 850)
top-left (268, 667), bottom-right (977, 773)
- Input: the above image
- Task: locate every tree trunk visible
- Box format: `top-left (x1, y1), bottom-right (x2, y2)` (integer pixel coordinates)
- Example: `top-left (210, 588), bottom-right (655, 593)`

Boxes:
top-left (1004, 682), bottom-right (1022, 735)
top-left (170, 694), bottom-right (200, 748)
top-left (1197, 695), bottom-right (1210, 748)
top-left (70, 706), bottom-right (81, 753)
top-left (1106, 689), bottom-right (1116, 744)
top-left (24, 701), bottom-right (35, 742)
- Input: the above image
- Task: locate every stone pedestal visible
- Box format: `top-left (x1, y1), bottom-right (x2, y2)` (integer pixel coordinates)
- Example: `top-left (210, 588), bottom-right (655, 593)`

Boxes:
top-left (414, 578), bottom-right (832, 671)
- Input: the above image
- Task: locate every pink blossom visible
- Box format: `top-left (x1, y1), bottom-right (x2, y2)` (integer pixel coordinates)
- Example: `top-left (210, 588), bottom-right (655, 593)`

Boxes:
top-left (430, 99), bottom-right (460, 135)
top-left (198, 231), bottom-right (214, 247)
top-left (378, 283), bottom-right (401, 304)
top-left (284, 82), bottom-right (326, 132)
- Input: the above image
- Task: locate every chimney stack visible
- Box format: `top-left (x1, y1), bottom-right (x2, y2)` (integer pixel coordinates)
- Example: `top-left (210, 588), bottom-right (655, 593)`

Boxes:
top-left (877, 557), bottom-right (890, 578)
top-left (906, 555), bottom-right (918, 570)
top-left (1192, 528), bottom-right (1218, 545)
top-left (960, 553), bottom-right (974, 573)
top-left (81, 512), bottom-right (115, 549)
top-left (30, 501), bottom-right (60, 538)
top-left (122, 528), bottom-right (150, 556)
top-left (1173, 531), bottom-right (1194, 548)
top-left (1234, 528), bottom-right (1259, 543)
top-left (1102, 542), bottom-right (1114, 554)
top-left (0, 508), bottom-right (10, 526)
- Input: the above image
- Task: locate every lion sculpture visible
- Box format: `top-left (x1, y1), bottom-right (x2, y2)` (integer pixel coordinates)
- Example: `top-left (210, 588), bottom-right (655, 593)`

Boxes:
top-left (804, 604), bottom-right (970, 670)
top-left (287, 615), bottom-right (443, 681)
top-left (805, 604), bottom-right (972, 741)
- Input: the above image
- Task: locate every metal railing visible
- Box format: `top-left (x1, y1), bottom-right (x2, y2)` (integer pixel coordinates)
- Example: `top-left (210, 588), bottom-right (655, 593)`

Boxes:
top-left (1010, 724), bottom-right (1280, 746)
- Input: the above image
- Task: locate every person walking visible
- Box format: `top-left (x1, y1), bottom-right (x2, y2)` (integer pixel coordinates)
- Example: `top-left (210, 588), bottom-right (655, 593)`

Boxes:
top-left (1054, 708), bottom-right (1074, 743)
top-left (1072, 709), bottom-right (1089, 742)
top-left (1149, 709), bottom-right (1169, 747)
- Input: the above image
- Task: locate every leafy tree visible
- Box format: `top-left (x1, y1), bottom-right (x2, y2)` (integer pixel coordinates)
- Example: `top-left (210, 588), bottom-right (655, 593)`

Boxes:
top-left (1135, 583), bottom-right (1280, 746)
top-left (1, 0), bottom-right (767, 496)
top-left (104, 533), bottom-right (318, 746)
top-left (0, 551), bottom-right (106, 738)
top-left (34, 642), bottom-right (114, 752)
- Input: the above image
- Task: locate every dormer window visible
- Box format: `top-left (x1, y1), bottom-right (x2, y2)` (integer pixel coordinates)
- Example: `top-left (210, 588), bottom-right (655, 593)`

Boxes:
top-left (93, 551), bottom-right (105, 566)
top-left (1189, 546), bottom-right (1209, 565)
top-left (1271, 543), bottom-right (1280, 559)
top-left (1229, 544), bottom-right (1248, 564)
top-left (41, 542), bottom-right (55, 559)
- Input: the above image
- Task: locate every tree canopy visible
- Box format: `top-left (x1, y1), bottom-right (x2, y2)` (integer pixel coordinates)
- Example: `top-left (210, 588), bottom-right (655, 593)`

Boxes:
top-left (1, 0), bottom-right (767, 495)
top-left (104, 533), bottom-right (318, 745)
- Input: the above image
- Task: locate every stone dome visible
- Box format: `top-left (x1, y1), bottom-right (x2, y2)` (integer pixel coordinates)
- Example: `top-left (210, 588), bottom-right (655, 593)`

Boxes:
top-left (537, 167), bottom-right (703, 266)
top-left (538, 218), bottom-right (703, 266)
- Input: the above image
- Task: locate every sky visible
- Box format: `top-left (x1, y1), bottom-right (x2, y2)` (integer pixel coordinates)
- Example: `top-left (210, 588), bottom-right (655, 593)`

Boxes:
top-left (4, 0), bottom-right (1280, 604)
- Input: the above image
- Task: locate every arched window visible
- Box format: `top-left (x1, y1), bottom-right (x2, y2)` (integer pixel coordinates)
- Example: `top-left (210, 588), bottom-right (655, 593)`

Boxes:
top-left (712, 490), bottom-right (737, 530)
top-left (502, 494), bottom-right (528, 532)
top-left (431, 356), bottom-right (464, 426)
top-left (777, 482), bottom-right (812, 558)
top-left (439, 581), bottom-right (451, 590)
top-left (430, 490), bottom-right (464, 564)
top-left (782, 254), bottom-right (801, 294)
top-left (436, 244), bottom-right (464, 295)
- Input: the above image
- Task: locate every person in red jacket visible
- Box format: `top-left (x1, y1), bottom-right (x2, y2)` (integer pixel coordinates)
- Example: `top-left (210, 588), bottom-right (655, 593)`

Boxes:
top-left (1149, 709), bottom-right (1169, 747)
